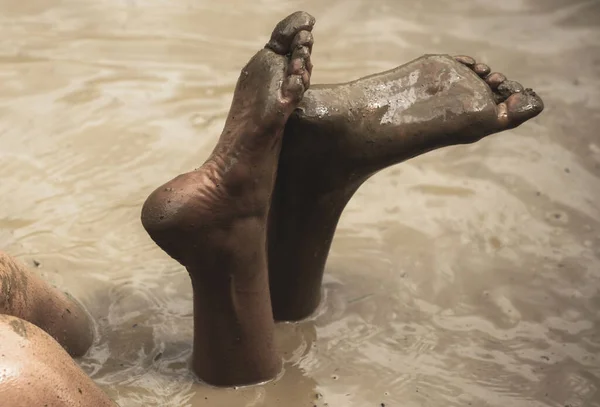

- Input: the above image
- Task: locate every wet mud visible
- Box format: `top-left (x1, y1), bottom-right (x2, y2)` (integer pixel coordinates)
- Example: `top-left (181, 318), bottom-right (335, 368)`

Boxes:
top-left (0, 0), bottom-right (599, 406)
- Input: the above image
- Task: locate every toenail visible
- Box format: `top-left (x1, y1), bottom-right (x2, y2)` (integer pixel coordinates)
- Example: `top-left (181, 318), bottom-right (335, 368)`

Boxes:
top-left (454, 55), bottom-right (476, 67)
top-left (293, 46), bottom-right (310, 58)
top-left (497, 80), bottom-right (525, 100)
top-left (485, 72), bottom-right (507, 89)
top-left (474, 63), bottom-right (491, 76)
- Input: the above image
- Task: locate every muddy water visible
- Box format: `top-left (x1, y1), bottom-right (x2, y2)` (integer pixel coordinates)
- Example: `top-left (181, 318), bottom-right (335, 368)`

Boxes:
top-left (1, 0), bottom-right (599, 406)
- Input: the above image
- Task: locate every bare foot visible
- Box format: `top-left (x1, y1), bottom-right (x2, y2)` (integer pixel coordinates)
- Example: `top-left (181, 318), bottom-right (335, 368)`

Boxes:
top-left (0, 251), bottom-right (93, 357)
top-left (0, 315), bottom-right (115, 407)
top-left (141, 11), bottom-right (315, 386)
top-left (269, 54), bottom-right (544, 320)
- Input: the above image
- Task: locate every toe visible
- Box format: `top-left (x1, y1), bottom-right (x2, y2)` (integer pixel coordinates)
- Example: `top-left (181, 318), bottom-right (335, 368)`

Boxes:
top-left (291, 30), bottom-right (314, 52)
top-left (454, 55), bottom-right (476, 68)
top-left (288, 45), bottom-right (311, 89)
top-left (291, 30), bottom-right (314, 75)
top-left (289, 46), bottom-right (310, 73)
top-left (497, 88), bottom-right (544, 130)
top-left (266, 11), bottom-right (316, 55)
top-left (282, 75), bottom-right (305, 103)
top-left (305, 58), bottom-right (314, 76)
top-left (485, 72), bottom-right (506, 90)
top-left (496, 79), bottom-right (525, 102)
top-left (473, 63), bottom-right (491, 78)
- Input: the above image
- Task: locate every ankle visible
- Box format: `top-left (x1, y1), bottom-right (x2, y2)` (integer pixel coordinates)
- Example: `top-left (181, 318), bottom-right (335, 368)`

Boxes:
top-left (272, 289), bottom-right (321, 321)
top-left (191, 277), bottom-right (280, 385)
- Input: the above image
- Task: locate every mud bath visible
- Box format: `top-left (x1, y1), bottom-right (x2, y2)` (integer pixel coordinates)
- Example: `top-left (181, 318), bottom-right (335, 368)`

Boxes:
top-left (1, 0), bottom-right (599, 406)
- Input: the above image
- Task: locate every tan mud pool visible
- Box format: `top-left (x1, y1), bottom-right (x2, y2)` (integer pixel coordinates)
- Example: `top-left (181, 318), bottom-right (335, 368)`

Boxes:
top-left (0, 0), bottom-right (599, 406)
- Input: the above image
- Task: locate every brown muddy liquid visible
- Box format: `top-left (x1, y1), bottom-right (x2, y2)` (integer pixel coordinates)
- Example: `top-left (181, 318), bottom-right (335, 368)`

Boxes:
top-left (1, 0), bottom-right (599, 406)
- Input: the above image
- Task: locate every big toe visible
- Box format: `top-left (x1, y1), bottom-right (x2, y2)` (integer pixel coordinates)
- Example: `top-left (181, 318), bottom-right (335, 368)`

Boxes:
top-left (266, 11), bottom-right (316, 55)
top-left (497, 88), bottom-right (544, 130)
top-left (281, 30), bottom-right (314, 103)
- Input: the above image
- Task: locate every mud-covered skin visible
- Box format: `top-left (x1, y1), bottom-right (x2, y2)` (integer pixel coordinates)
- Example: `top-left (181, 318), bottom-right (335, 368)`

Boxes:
top-left (141, 11), bottom-right (315, 386)
top-left (0, 251), bottom-right (93, 356)
top-left (269, 55), bottom-right (544, 321)
top-left (0, 315), bottom-right (116, 407)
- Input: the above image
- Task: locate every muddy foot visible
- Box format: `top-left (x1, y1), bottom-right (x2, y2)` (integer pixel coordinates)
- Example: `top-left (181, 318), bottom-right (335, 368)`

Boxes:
top-left (141, 11), bottom-right (314, 386)
top-left (269, 54), bottom-right (544, 321)
top-left (453, 55), bottom-right (544, 132)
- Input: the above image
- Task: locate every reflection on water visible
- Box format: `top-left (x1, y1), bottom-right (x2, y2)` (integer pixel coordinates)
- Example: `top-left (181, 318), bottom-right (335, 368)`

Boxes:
top-left (1, 0), bottom-right (599, 406)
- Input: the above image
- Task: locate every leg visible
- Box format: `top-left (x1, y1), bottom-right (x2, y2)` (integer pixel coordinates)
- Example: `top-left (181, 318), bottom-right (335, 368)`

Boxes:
top-left (0, 251), bottom-right (93, 356)
top-left (269, 54), bottom-right (544, 320)
top-left (0, 315), bottom-right (115, 407)
top-left (140, 12), bottom-right (315, 386)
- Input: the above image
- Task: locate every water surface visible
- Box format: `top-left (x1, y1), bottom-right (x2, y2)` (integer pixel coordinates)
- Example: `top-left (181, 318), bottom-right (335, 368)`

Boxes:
top-left (1, 0), bottom-right (599, 406)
